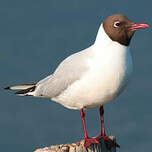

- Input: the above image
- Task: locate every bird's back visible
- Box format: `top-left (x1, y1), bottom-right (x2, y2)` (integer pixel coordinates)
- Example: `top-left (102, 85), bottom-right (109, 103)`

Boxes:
top-left (33, 46), bottom-right (94, 98)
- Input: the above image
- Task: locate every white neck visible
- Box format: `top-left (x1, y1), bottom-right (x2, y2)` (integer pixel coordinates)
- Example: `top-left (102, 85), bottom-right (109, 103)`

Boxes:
top-left (94, 24), bottom-right (113, 48)
top-left (93, 24), bottom-right (129, 54)
top-left (90, 23), bottom-right (131, 69)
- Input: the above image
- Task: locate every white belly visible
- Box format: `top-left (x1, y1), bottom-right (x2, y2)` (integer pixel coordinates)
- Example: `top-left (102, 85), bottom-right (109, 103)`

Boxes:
top-left (52, 44), bottom-right (133, 110)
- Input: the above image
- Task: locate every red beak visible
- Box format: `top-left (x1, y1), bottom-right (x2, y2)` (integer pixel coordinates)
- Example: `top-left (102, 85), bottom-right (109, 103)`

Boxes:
top-left (127, 23), bottom-right (149, 31)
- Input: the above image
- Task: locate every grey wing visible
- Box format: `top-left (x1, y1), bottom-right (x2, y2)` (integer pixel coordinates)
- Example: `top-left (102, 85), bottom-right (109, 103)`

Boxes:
top-left (35, 47), bottom-right (93, 98)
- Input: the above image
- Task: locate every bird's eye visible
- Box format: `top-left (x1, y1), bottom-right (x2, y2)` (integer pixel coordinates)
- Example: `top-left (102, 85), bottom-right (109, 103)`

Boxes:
top-left (113, 21), bottom-right (121, 28)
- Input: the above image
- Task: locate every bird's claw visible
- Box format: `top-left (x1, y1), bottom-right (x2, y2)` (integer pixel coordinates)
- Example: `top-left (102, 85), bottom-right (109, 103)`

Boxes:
top-left (84, 135), bottom-right (120, 149)
top-left (96, 134), bottom-right (120, 150)
top-left (84, 137), bottom-right (101, 147)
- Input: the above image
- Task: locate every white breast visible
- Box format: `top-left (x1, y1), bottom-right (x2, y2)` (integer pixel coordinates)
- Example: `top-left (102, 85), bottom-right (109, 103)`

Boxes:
top-left (52, 25), bottom-right (133, 110)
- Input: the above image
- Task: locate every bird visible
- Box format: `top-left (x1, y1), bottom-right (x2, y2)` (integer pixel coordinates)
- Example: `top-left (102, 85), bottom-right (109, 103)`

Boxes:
top-left (5, 14), bottom-right (149, 149)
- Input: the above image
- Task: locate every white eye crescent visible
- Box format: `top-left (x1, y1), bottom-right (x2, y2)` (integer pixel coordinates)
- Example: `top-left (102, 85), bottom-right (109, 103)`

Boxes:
top-left (114, 21), bottom-right (121, 28)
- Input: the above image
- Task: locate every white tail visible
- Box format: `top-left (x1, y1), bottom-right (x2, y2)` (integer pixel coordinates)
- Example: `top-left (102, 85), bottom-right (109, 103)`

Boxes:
top-left (4, 82), bottom-right (37, 96)
top-left (5, 82), bottom-right (37, 90)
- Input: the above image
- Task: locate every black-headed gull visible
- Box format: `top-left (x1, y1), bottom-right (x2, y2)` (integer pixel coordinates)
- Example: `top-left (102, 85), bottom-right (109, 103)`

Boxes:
top-left (5, 14), bottom-right (149, 149)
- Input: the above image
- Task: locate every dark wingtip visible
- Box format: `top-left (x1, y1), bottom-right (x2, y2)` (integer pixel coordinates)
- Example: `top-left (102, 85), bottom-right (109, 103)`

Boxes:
top-left (15, 89), bottom-right (27, 95)
top-left (15, 86), bottom-right (36, 95)
top-left (4, 86), bottom-right (10, 90)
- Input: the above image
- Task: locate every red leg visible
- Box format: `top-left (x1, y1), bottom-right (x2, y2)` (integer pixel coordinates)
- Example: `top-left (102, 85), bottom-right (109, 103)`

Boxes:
top-left (100, 106), bottom-right (105, 136)
top-left (80, 109), bottom-right (100, 147)
top-left (96, 106), bottom-right (120, 149)
top-left (80, 109), bottom-right (88, 139)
